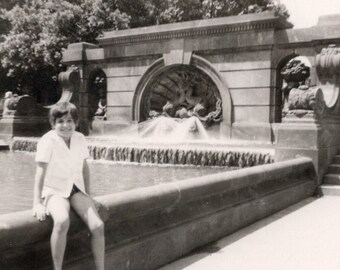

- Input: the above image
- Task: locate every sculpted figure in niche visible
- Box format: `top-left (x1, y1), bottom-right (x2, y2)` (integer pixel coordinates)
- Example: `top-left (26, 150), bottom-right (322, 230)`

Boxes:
top-left (280, 58), bottom-right (325, 117)
top-left (93, 76), bottom-right (107, 120)
top-left (281, 58), bottom-right (310, 115)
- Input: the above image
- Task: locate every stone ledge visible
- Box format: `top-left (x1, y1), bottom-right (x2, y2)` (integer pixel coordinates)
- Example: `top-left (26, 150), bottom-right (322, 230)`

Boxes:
top-left (0, 157), bottom-right (316, 269)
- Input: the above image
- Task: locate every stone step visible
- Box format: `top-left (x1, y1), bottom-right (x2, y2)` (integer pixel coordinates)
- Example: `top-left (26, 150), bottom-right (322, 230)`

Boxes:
top-left (328, 164), bottom-right (340, 174)
top-left (319, 185), bottom-right (340, 196)
top-left (323, 174), bottom-right (340, 185)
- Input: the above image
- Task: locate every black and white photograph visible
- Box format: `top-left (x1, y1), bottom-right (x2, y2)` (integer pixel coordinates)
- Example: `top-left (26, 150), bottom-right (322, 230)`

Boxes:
top-left (1, 0), bottom-right (340, 269)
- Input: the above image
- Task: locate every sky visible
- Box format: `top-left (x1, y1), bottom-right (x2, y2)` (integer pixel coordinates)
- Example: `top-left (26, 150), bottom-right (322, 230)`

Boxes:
top-left (280, 0), bottom-right (340, 28)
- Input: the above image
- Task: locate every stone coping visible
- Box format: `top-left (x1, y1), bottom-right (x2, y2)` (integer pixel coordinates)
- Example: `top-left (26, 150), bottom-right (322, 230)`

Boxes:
top-left (0, 157), bottom-right (316, 269)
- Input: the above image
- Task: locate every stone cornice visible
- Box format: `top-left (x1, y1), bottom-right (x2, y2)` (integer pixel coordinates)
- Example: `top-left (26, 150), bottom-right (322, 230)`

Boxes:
top-left (97, 12), bottom-right (291, 47)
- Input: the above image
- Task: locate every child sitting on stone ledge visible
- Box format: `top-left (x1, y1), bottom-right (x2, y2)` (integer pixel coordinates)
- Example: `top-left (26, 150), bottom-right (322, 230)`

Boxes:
top-left (32, 101), bottom-right (105, 270)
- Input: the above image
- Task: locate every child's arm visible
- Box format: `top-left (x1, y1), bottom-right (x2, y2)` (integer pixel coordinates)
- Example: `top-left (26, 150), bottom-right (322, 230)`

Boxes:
top-left (32, 162), bottom-right (49, 221)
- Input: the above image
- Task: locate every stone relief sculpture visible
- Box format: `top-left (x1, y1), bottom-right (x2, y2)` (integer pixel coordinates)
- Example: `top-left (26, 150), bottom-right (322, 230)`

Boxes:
top-left (281, 58), bottom-right (325, 119)
top-left (148, 68), bottom-right (222, 126)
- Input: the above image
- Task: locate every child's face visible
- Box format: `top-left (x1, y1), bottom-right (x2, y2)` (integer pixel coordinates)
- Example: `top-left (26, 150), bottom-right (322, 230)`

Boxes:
top-left (53, 113), bottom-right (76, 141)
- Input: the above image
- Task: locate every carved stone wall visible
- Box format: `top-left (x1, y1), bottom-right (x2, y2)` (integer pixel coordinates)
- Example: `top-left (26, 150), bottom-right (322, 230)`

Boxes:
top-left (142, 65), bottom-right (222, 125)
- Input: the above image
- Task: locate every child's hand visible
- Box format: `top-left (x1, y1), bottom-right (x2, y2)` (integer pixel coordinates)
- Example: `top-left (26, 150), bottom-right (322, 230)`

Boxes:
top-left (32, 203), bottom-right (50, 221)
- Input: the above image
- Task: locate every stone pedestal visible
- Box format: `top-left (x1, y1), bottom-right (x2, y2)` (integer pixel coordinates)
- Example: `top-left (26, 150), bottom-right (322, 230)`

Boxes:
top-left (275, 114), bottom-right (334, 184)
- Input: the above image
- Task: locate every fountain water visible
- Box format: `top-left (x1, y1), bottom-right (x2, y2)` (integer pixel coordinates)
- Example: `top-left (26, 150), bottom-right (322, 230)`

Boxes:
top-left (135, 115), bottom-right (209, 141)
top-left (12, 134), bottom-right (273, 168)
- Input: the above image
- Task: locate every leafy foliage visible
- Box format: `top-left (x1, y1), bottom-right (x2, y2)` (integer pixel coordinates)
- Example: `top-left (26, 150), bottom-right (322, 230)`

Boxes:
top-left (0, 0), bottom-right (129, 103)
top-left (111, 0), bottom-right (289, 27)
top-left (0, 0), bottom-right (289, 103)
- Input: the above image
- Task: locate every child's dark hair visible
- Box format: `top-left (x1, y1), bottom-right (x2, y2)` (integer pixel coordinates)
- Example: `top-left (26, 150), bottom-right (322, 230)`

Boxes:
top-left (49, 102), bottom-right (79, 126)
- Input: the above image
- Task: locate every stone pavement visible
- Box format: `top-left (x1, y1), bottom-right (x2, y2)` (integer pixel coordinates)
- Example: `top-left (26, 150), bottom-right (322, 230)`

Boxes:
top-left (159, 195), bottom-right (340, 270)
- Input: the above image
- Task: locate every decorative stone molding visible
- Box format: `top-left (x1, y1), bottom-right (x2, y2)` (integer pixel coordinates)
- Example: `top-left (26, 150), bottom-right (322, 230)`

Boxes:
top-left (99, 23), bottom-right (274, 46)
top-left (315, 45), bottom-right (340, 109)
top-left (98, 12), bottom-right (291, 47)
top-left (316, 45), bottom-right (340, 76)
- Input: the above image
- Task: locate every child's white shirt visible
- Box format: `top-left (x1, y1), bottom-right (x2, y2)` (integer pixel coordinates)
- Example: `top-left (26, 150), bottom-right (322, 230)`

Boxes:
top-left (35, 130), bottom-right (89, 198)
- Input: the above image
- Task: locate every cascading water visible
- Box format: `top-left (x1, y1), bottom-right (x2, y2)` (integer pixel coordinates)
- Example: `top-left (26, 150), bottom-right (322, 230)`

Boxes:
top-left (137, 116), bottom-right (209, 141)
top-left (11, 136), bottom-right (274, 168)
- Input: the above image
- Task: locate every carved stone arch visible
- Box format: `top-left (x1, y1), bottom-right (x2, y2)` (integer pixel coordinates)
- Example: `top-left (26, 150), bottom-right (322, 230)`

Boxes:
top-left (87, 68), bottom-right (107, 120)
top-left (275, 53), bottom-right (299, 122)
top-left (132, 58), bottom-right (167, 122)
top-left (132, 55), bottom-right (232, 126)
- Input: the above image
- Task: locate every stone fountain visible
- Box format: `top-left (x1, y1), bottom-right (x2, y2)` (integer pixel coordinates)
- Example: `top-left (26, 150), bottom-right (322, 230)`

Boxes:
top-left (4, 11), bottom-right (340, 270)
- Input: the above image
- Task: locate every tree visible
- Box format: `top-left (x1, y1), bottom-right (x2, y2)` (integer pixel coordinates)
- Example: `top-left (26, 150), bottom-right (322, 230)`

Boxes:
top-left (112, 0), bottom-right (289, 27)
top-left (0, 0), bottom-right (289, 103)
top-left (160, 0), bottom-right (289, 24)
top-left (0, 0), bottom-right (26, 36)
top-left (0, 0), bottom-right (130, 104)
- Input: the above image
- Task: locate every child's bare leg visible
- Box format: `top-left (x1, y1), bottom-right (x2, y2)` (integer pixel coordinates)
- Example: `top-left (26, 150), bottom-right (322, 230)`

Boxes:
top-left (71, 193), bottom-right (105, 270)
top-left (46, 195), bottom-right (71, 270)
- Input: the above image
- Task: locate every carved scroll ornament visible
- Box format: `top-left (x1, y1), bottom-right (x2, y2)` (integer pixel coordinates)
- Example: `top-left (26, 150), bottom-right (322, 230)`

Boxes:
top-left (58, 65), bottom-right (80, 102)
top-left (316, 45), bottom-right (340, 75)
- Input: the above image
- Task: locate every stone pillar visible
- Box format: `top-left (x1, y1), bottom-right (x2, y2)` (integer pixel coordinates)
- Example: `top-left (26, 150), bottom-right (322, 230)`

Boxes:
top-left (276, 45), bottom-right (340, 184)
top-left (275, 115), bottom-right (330, 185)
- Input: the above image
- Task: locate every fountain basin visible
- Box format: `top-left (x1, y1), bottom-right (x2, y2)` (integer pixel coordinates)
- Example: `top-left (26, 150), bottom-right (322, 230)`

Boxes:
top-left (0, 157), bottom-right (316, 269)
top-left (11, 136), bottom-right (274, 167)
